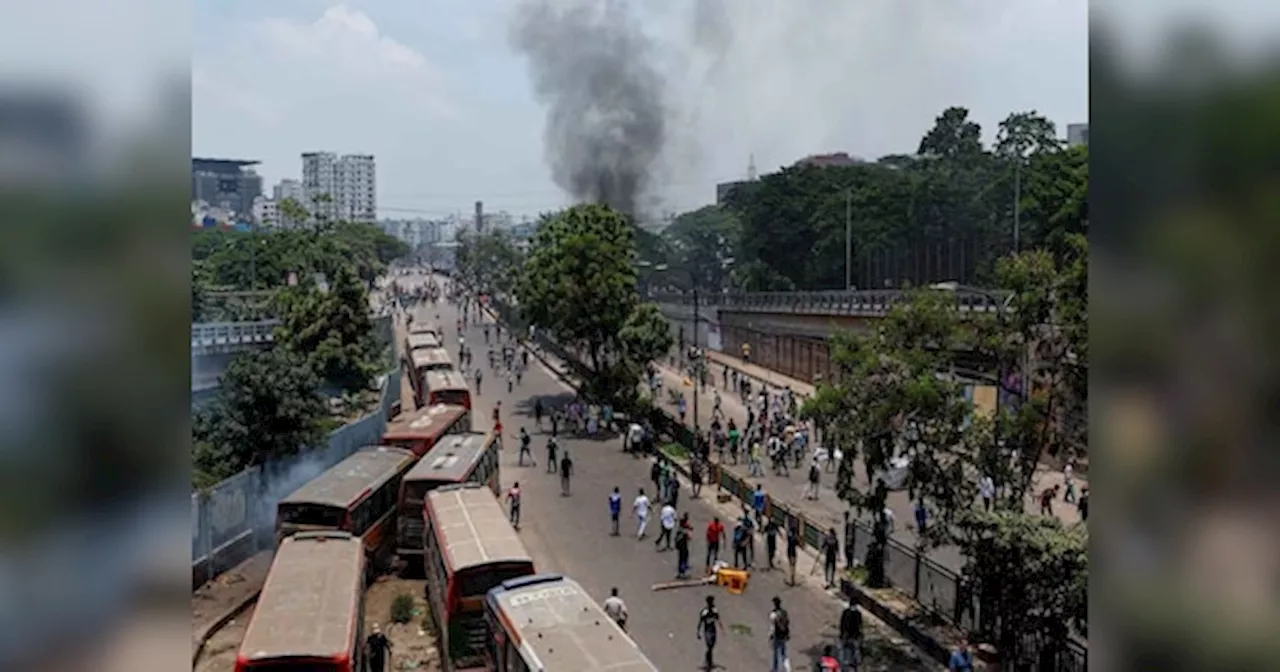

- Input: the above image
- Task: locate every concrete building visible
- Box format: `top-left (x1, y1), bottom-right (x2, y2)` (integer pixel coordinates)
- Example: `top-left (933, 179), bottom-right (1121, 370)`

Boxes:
top-left (272, 178), bottom-right (306, 227)
top-left (794, 152), bottom-right (863, 168)
top-left (191, 158), bottom-right (262, 218)
top-left (251, 195), bottom-right (278, 228)
top-left (301, 152), bottom-right (377, 223)
top-left (715, 180), bottom-right (752, 205)
top-left (1067, 123), bottom-right (1089, 147)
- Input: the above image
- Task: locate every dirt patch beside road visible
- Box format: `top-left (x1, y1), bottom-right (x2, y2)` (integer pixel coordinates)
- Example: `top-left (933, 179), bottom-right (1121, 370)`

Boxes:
top-left (363, 575), bottom-right (441, 671)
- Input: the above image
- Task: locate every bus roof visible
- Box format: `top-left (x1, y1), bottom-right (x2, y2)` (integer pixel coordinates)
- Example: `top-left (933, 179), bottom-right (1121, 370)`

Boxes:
top-left (279, 446), bottom-right (416, 510)
top-left (383, 404), bottom-right (468, 440)
top-left (403, 433), bottom-right (492, 483)
top-left (425, 483), bottom-right (530, 571)
top-left (424, 369), bottom-right (469, 390)
top-left (406, 332), bottom-right (441, 350)
top-left (407, 321), bottom-right (439, 336)
top-left (410, 347), bottom-right (453, 369)
top-left (486, 574), bottom-right (658, 671)
top-left (237, 531), bottom-right (363, 663)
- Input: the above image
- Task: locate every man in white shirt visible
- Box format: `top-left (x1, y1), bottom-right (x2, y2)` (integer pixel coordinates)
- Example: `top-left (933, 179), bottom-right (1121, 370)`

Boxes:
top-left (602, 587), bottom-right (629, 631)
top-left (625, 423), bottom-right (644, 453)
top-left (656, 502), bottom-right (677, 550)
top-left (633, 489), bottom-right (652, 539)
top-left (979, 475), bottom-right (995, 511)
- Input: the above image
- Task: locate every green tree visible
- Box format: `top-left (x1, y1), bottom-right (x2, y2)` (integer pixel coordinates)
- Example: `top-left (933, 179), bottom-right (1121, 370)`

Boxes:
top-left (276, 264), bottom-right (380, 393)
top-left (514, 204), bottom-right (673, 400)
top-left (456, 229), bottom-right (524, 296)
top-left (192, 348), bottom-right (326, 487)
top-left (917, 106), bottom-right (985, 160)
top-left (658, 206), bottom-right (740, 291)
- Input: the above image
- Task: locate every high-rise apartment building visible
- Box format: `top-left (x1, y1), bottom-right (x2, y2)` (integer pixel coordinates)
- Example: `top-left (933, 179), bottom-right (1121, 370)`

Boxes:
top-left (272, 178), bottom-right (306, 228)
top-left (192, 158), bottom-right (262, 218)
top-left (300, 152), bottom-right (377, 223)
top-left (1067, 123), bottom-right (1089, 147)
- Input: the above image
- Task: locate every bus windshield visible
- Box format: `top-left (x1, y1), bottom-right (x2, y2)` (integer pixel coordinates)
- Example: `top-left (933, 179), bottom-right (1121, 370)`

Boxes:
top-left (432, 390), bottom-right (470, 407)
top-left (276, 504), bottom-right (346, 529)
top-left (242, 662), bottom-right (343, 672)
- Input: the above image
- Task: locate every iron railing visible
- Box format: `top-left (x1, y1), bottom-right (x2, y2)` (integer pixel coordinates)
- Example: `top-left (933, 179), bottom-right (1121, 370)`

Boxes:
top-left (649, 288), bottom-right (1011, 316)
top-left (191, 320), bottom-right (281, 350)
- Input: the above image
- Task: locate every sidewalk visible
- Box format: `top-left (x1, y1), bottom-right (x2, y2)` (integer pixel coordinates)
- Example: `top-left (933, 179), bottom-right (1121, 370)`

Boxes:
top-left (651, 353), bottom-right (1087, 577)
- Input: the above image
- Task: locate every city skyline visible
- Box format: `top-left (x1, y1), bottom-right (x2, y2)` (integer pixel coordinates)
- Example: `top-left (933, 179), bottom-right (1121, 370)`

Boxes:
top-left (193, 0), bottom-right (1088, 219)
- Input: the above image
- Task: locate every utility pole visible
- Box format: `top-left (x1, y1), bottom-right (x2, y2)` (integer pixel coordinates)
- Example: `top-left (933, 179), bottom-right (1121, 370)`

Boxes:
top-left (692, 281), bottom-right (701, 441)
top-left (1013, 156), bottom-right (1021, 254)
top-left (844, 189), bottom-right (853, 289)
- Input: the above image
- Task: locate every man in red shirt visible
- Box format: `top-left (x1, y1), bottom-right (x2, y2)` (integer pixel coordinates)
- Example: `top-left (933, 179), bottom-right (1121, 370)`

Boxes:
top-left (704, 517), bottom-right (726, 573)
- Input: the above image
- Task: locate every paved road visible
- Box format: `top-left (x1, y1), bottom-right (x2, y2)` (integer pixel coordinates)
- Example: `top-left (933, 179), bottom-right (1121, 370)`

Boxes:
top-left (418, 295), bottom-right (928, 672)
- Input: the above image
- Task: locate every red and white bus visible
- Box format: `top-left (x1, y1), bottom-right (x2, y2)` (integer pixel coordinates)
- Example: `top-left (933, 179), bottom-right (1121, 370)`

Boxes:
top-left (397, 432), bottom-right (500, 559)
top-left (409, 347), bottom-right (456, 407)
top-left (382, 403), bottom-right (471, 457)
top-left (235, 531), bottom-right (365, 672)
top-left (485, 574), bottom-right (659, 672)
top-left (276, 445), bottom-right (417, 578)
top-left (424, 483), bottom-right (534, 671)
top-left (424, 369), bottom-right (472, 409)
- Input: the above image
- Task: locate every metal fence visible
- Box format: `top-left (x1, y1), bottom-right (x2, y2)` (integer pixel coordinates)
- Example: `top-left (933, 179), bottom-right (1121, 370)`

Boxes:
top-left (191, 364), bottom-right (401, 588)
top-left (651, 288), bottom-right (1010, 316)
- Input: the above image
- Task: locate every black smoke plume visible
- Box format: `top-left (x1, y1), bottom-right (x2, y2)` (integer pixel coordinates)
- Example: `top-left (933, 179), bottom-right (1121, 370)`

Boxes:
top-left (509, 0), bottom-right (666, 217)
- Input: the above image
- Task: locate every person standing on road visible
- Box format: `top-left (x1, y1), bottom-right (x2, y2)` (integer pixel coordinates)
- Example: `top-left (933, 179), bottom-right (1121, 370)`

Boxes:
top-left (559, 451), bottom-right (574, 495)
top-left (690, 460), bottom-right (704, 498)
top-left (545, 436), bottom-right (559, 474)
top-left (506, 482), bottom-right (522, 528)
top-left (705, 516), bottom-right (725, 572)
top-left (602, 587), bottom-right (629, 631)
top-left (807, 458), bottom-right (822, 500)
top-left (752, 484), bottom-right (768, 528)
top-left (474, 367), bottom-right (483, 395)
top-left (768, 596), bottom-right (791, 672)
top-left (839, 601), bottom-right (863, 670)
top-left (517, 428), bottom-right (534, 467)
top-left (821, 527), bottom-right (840, 588)
top-left (650, 460), bottom-right (663, 495)
top-left (786, 520), bottom-right (800, 586)
top-left (534, 399), bottom-right (544, 429)
top-left (675, 520), bottom-right (691, 579)
top-left (656, 502), bottom-right (677, 550)
top-left (843, 511), bottom-right (856, 570)
top-left (608, 487), bottom-right (622, 535)
top-left (697, 595), bottom-right (723, 671)
top-left (764, 518), bottom-right (780, 570)
top-left (731, 519), bottom-right (748, 569)
top-left (366, 623), bottom-right (393, 672)
top-left (634, 488), bottom-right (652, 539)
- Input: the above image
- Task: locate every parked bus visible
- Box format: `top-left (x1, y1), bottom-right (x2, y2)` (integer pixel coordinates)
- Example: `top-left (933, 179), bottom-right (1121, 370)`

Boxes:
top-left (276, 445), bottom-right (417, 578)
top-left (382, 403), bottom-right (471, 457)
top-left (408, 320), bottom-right (440, 337)
top-left (424, 369), bottom-right (472, 409)
top-left (409, 347), bottom-right (455, 406)
top-left (423, 483), bottom-right (534, 671)
top-left (484, 574), bottom-right (659, 672)
top-left (396, 432), bottom-right (500, 559)
top-left (235, 531), bottom-right (365, 672)
top-left (405, 330), bottom-right (442, 357)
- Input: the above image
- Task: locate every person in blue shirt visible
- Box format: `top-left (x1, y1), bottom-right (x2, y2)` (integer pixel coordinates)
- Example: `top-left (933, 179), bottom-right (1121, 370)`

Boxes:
top-left (608, 487), bottom-right (622, 536)
top-left (949, 641), bottom-right (975, 671)
top-left (752, 484), bottom-right (768, 527)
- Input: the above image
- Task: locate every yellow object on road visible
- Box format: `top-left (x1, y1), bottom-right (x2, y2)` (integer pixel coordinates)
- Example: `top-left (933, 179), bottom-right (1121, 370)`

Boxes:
top-left (716, 568), bottom-right (750, 595)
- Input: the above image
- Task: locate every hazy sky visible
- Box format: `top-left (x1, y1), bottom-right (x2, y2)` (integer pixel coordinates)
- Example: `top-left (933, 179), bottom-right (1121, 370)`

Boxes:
top-left (191, 0), bottom-right (1088, 219)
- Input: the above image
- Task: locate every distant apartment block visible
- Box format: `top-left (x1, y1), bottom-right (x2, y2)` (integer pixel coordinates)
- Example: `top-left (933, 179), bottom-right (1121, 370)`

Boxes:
top-left (301, 152), bottom-right (377, 223)
top-left (251, 195), bottom-right (278, 228)
top-left (1067, 123), bottom-right (1089, 147)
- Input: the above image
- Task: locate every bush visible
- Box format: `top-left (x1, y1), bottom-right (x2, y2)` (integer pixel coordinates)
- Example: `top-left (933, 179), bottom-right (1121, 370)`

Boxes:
top-left (390, 593), bottom-right (415, 624)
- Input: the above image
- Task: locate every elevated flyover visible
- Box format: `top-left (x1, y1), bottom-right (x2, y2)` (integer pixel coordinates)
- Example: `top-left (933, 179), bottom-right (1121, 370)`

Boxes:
top-left (651, 288), bottom-right (1009, 384)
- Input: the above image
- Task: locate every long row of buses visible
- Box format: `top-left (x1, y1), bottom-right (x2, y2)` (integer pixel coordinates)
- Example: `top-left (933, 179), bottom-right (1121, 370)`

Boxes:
top-left (233, 318), bottom-right (658, 671)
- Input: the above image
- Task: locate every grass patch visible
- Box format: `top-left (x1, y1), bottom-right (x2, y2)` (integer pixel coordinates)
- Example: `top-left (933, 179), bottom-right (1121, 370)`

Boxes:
top-left (662, 442), bottom-right (689, 459)
top-left (845, 565), bottom-right (870, 585)
top-left (390, 593), bottom-right (415, 624)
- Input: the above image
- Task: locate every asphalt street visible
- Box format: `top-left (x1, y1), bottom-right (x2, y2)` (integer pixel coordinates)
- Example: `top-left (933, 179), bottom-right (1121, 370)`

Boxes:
top-left (410, 290), bottom-right (928, 672)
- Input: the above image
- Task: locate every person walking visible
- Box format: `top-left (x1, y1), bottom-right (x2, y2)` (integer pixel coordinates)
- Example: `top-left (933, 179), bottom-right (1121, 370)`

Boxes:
top-left (365, 623), bottom-right (393, 672)
top-left (764, 518), bottom-right (780, 570)
top-left (633, 488), bottom-right (651, 539)
top-left (1063, 461), bottom-right (1077, 504)
top-left (690, 460), bottom-right (704, 498)
top-left (559, 451), bottom-right (574, 496)
top-left (697, 595), bottom-right (723, 671)
top-left (731, 520), bottom-right (748, 569)
top-left (534, 399), bottom-right (544, 429)
top-left (913, 499), bottom-right (929, 537)
top-left (602, 587), bottom-right (629, 631)
top-left (752, 484), bottom-right (768, 527)
top-left (545, 436), bottom-right (558, 474)
top-left (517, 427), bottom-right (534, 467)
top-left (979, 474), bottom-right (994, 511)
top-left (608, 487), bottom-right (622, 536)
top-left (656, 502), bottom-right (677, 551)
top-left (768, 596), bottom-right (791, 672)
top-left (675, 522), bottom-right (691, 579)
top-left (506, 482), bottom-right (521, 528)
top-left (705, 516), bottom-right (725, 572)
top-left (650, 460), bottom-right (663, 496)
top-left (821, 527), bottom-right (840, 588)
top-left (839, 601), bottom-right (863, 671)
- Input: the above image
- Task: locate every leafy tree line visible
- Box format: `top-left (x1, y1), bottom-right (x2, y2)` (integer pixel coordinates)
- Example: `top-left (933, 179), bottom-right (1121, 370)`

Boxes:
top-left (643, 107), bottom-right (1087, 293)
top-left (454, 227), bottom-right (527, 298)
top-left (192, 216), bottom-right (408, 488)
top-left (801, 238), bottom-right (1088, 665)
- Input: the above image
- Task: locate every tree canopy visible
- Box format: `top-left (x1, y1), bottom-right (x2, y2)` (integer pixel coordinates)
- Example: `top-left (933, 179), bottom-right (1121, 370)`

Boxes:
top-left (455, 228), bottom-right (525, 297)
top-left (514, 204), bottom-right (673, 400)
top-left (658, 107), bottom-right (1087, 292)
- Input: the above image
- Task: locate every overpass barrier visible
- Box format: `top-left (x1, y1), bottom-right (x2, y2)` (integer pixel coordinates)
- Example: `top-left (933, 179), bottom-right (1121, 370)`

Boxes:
top-left (650, 288), bottom-right (1010, 315)
top-left (190, 363), bottom-right (401, 588)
